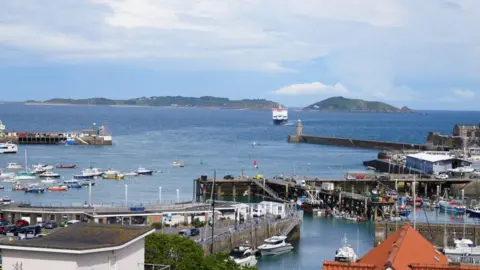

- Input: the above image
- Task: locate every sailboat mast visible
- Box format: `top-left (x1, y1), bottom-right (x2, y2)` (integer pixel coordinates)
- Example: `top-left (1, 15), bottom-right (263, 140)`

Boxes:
top-left (357, 228), bottom-right (360, 256)
top-left (24, 149), bottom-right (27, 171)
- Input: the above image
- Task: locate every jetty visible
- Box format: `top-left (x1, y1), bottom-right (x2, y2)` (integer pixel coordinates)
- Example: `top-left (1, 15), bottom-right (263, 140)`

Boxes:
top-left (287, 120), bottom-right (479, 151)
top-left (0, 121), bottom-right (112, 145)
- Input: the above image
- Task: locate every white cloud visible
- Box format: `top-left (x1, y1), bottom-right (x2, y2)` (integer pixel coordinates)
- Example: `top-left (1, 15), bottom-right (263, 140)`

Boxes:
top-left (453, 89), bottom-right (475, 98)
top-left (272, 82), bottom-right (348, 96)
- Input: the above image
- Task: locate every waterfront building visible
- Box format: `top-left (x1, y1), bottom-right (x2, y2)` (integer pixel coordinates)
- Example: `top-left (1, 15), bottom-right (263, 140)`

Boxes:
top-left (322, 223), bottom-right (476, 270)
top-left (405, 153), bottom-right (471, 174)
top-left (0, 223), bottom-right (154, 270)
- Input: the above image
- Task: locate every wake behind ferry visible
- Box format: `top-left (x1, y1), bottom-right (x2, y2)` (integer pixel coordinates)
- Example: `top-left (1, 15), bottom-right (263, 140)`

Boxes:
top-left (272, 106), bottom-right (288, 125)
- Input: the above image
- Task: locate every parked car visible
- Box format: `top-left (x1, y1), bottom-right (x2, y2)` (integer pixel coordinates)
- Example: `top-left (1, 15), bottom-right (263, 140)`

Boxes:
top-left (435, 174), bottom-right (449, 180)
top-left (44, 221), bottom-right (58, 229)
top-left (178, 229), bottom-right (191, 237)
top-left (356, 174), bottom-right (366, 179)
top-left (64, 220), bottom-right (80, 227)
top-left (15, 220), bottom-right (29, 227)
top-left (0, 226), bottom-right (6, 234)
top-left (190, 228), bottom-right (200, 236)
top-left (346, 174), bottom-right (356, 180)
top-left (223, 175), bottom-right (234, 180)
top-left (3, 225), bottom-right (17, 236)
top-left (0, 219), bottom-right (9, 226)
top-left (36, 221), bottom-right (46, 228)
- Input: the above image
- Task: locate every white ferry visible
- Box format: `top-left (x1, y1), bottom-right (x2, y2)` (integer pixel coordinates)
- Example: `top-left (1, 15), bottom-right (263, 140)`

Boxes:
top-left (272, 106), bottom-right (288, 125)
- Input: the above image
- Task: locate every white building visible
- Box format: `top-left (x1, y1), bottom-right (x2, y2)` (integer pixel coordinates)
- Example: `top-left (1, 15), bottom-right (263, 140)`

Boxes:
top-left (0, 223), bottom-right (154, 270)
top-left (253, 201), bottom-right (288, 219)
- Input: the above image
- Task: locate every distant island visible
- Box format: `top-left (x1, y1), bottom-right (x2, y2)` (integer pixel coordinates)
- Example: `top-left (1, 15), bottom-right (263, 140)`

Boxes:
top-left (25, 96), bottom-right (280, 110)
top-left (303, 96), bottom-right (413, 113)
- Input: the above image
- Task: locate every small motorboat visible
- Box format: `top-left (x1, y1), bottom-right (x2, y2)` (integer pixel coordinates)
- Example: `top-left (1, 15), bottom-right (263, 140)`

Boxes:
top-left (0, 172), bottom-right (15, 180)
top-left (334, 234), bottom-right (357, 263)
top-left (0, 142), bottom-right (18, 154)
top-left (48, 185), bottom-right (68, 191)
top-left (55, 164), bottom-right (76, 169)
top-left (14, 174), bottom-right (36, 181)
top-left (74, 173), bottom-right (95, 179)
top-left (34, 167), bottom-right (47, 174)
top-left (6, 163), bottom-right (22, 170)
top-left (83, 168), bottom-right (103, 177)
top-left (0, 185), bottom-right (5, 190)
top-left (25, 184), bottom-right (45, 193)
top-left (467, 200), bottom-right (480, 218)
top-left (135, 167), bottom-right (153, 175)
top-left (41, 178), bottom-right (57, 184)
top-left (64, 179), bottom-right (82, 188)
top-left (33, 164), bottom-right (53, 170)
top-left (230, 245), bottom-right (258, 267)
top-left (2, 178), bottom-right (17, 183)
top-left (12, 184), bottom-right (26, 191)
top-left (1, 196), bottom-right (12, 205)
top-left (172, 161), bottom-right (185, 168)
top-left (103, 170), bottom-right (125, 180)
top-left (124, 171), bottom-right (139, 177)
top-left (38, 171), bottom-right (61, 178)
top-left (257, 236), bottom-right (293, 256)
top-left (80, 181), bottom-right (95, 187)
top-left (439, 200), bottom-right (466, 215)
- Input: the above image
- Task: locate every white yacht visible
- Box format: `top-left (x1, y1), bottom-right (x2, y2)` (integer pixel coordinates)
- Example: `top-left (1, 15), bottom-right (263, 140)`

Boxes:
top-left (82, 168), bottom-right (103, 177)
top-left (38, 171), bottom-right (61, 178)
top-left (172, 161), bottom-right (185, 168)
top-left (14, 174), bottom-right (36, 181)
top-left (443, 238), bottom-right (480, 261)
top-left (34, 166), bottom-right (47, 174)
top-left (135, 167), bottom-right (154, 175)
top-left (334, 234), bottom-right (358, 263)
top-left (229, 245), bottom-right (258, 267)
top-left (0, 171), bottom-right (15, 180)
top-left (41, 178), bottom-right (57, 184)
top-left (0, 142), bottom-right (18, 154)
top-left (6, 163), bottom-right (22, 170)
top-left (257, 236), bottom-right (293, 256)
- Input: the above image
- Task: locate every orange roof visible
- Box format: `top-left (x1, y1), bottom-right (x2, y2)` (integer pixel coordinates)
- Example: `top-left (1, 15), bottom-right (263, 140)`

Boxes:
top-left (360, 223), bottom-right (449, 270)
top-left (410, 264), bottom-right (480, 270)
top-left (322, 261), bottom-right (375, 270)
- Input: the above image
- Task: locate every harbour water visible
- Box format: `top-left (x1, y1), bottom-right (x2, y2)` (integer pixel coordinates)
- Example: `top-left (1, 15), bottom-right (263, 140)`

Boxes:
top-left (1, 104), bottom-right (480, 269)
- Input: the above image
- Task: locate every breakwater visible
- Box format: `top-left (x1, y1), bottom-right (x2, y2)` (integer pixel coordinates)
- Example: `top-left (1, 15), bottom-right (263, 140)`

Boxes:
top-left (375, 222), bottom-right (480, 247)
top-left (288, 134), bottom-right (428, 151)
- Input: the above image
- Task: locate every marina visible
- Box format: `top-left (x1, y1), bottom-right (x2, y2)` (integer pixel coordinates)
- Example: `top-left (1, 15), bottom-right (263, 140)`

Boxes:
top-left (1, 105), bottom-right (480, 269)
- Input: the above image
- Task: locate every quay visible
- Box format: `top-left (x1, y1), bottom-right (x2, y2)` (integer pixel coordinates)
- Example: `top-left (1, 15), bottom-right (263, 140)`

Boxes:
top-left (375, 221), bottom-right (480, 247)
top-left (0, 121), bottom-right (112, 146)
top-left (287, 120), bottom-right (480, 151)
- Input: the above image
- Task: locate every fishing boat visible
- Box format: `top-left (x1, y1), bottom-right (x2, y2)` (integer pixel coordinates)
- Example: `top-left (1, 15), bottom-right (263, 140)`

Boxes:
top-left (1, 196), bottom-right (12, 205)
top-left (25, 184), bottom-right (45, 193)
top-left (33, 164), bottom-right (54, 170)
top-left (334, 234), bottom-right (357, 263)
top-left (466, 200), bottom-right (480, 218)
top-left (80, 181), bottom-right (95, 187)
top-left (257, 236), bottom-right (293, 256)
top-left (135, 167), bottom-right (153, 175)
top-left (229, 245), bottom-right (258, 267)
top-left (64, 179), bottom-right (82, 188)
top-left (172, 161), bottom-right (185, 167)
top-left (55, 164), bottom-right (76, 169)
top-left (82, 168), bottom-right (103, 177)
top-left (6, 163), bottom-right (22, 170)
top-left (48, 185), bottom-right (68, 191)
top-left (439, 200), bottom-right (466, 215)
top-left (73, 173), bottom-right (95, 179)
top-left (0, 142), bottom-right (18, 154)
top-left (38, 171), bottom-right (61, 178)
top-left (12, 184), bottom-right (25, 191)
top-left (443, 238), bottom-right (480, 261)
top-left (40, 178), bottom-right (57, 184)
top-left (0, 185), bottom-right (5, 190)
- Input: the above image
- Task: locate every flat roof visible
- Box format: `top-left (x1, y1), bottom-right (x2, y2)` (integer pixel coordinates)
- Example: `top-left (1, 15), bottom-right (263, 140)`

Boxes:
top-left (406, 153), bottom-right (455, 163)
top-left (0, 223), bottom-right (154, 254)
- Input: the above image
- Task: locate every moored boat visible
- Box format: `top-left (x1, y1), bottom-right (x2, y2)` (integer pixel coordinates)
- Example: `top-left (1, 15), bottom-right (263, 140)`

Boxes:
top-left (74, 173), bottom-right (95, 179)
top-left (230, 245), bottom-right (258, 267)
top-left (80, 181), bottom-right (95, 187)
top-left (0, 172), bottom-right (15, 180)
top-left (38, 171), bottom-right (61, 178)
top-left (124, 171), bottom-right (139, 177)
top-left (0, 142), bottom-right (18, 154)
top-left (257, 236), bottom-right (293, 256)
top-left (25, 184), bottom-right (45, 193)
top-left (64, 179), bottom-right (82, 188)
top-left (48, 185), bottom-right (68, 191)
top-left (55, 164), bottom-right (76, 169)
top-left (467, 200), bottom-right (480, 218)
top-left (135, 167), bottom-right (153, 175)
top-left (103, 169), bottom-right (125, 179)
top-left (439, 200), bottom-right (466, 215)
top-left (14, 174), bottom-right (36, 181)
top-left (443, 238), bottom-right (480, 261)
top-left (41, 178), bottom-right (57, 184)
top-left (6, 163), bottom-right (22, 170)
top-left (334, 234), bottom-right (357, 263)
top-left (172, 161), bottom-right (185, 168)
top-left (12, 184), bottom-right (25, 191)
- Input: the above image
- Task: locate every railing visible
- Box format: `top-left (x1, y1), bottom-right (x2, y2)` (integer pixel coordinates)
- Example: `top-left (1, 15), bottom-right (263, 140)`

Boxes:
top-left (250, 177), bottom-right (284, 202)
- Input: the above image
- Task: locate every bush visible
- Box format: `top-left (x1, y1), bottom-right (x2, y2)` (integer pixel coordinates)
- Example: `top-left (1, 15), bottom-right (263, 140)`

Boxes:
top-left (191, 218), bottom-right (206, 228)
top-left (151, 222), bottom-right (170, 229)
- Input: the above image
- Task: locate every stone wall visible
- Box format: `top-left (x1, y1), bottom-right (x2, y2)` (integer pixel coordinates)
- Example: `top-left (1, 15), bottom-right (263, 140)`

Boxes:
top-left (296, 135), bottom-right (425, 151)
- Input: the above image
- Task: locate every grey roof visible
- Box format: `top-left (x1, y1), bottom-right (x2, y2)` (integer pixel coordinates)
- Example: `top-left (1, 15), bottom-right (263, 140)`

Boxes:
top-left (1, 223), bottom-right (153, 251)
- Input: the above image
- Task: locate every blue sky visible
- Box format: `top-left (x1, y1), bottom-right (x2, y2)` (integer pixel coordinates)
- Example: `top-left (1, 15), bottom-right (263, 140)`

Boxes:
top-left (1, 0), bottom-right (479, 109)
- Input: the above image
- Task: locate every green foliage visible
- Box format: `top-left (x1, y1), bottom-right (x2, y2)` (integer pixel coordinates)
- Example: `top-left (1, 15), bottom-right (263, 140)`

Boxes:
top-left (191, 218), bottom-right (206, 228)
top-left (145, 234), bottom-right (257, 270)
top-left (304, 96), bottom-right (413, 113)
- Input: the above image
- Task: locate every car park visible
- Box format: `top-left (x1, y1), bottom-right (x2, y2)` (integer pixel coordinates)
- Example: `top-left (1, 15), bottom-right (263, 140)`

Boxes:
top-left (64, 220), bottom-right (80, 227)
top-left (44, 221), bottom-right (58, 229)
top-left (15, 220), bottom-right (29, 227)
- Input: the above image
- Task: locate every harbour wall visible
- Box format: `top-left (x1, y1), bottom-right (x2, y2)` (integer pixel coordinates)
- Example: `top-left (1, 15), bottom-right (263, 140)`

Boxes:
top-left (0, 135), bottom-right (112, 145)
top-left (288, 134), bottom-right (434, 151)
top-left (374, 222), bottom-right (480, 247)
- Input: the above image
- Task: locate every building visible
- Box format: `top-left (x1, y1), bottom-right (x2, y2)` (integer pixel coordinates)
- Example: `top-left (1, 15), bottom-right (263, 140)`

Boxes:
top-left (0, 223), bottom-right (154, 270)
top-left (322, 223), bottom-right (477, 270)
top-left (405, 153), bottom-right (471, 175)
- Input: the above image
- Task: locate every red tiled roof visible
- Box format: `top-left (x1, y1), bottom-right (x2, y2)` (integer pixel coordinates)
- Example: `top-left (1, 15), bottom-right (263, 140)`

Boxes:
top-left (359, 223), bottom-right (449, 270)
top-left (322, 261), bottom-right (376, 270)
top-left (410, 264), bottom-right (480, 270)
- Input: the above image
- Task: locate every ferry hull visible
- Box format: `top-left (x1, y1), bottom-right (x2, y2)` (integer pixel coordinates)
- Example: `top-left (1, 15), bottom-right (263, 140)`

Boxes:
top-left (273, 119), bottom-right (288, 125)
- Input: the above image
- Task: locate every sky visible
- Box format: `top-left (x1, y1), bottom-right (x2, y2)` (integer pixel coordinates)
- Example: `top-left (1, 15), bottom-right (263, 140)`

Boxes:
top-left (1, 0), bottom-right (480, 109)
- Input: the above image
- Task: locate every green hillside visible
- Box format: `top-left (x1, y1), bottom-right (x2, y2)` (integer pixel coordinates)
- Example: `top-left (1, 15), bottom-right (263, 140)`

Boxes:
top-left (304, 96), bottom-right (413, 113)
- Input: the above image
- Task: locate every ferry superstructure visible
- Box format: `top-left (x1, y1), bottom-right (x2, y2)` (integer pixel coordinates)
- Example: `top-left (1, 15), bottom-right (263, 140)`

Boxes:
top-left (272, 106), bottom-right (288, 125)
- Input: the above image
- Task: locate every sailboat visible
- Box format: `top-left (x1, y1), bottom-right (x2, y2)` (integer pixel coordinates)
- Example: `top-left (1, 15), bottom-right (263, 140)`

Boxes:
top-left (14, 149), bottom-right (36, 181)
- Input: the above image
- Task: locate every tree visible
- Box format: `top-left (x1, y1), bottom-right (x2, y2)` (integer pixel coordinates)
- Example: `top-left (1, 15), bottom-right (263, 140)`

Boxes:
top-left (145, 234), bottom-right (257, 270)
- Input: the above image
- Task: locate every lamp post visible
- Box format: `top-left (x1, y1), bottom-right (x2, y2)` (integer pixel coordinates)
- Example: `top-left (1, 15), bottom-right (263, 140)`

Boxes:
top-left (88, 182), bottom-right (92, 206)
top-left (176, 189), bottom-right (180, 203)
top-left (211, 170), bottom-right (217, 254)
top-left (125, 184), bottom-right (128, 206)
